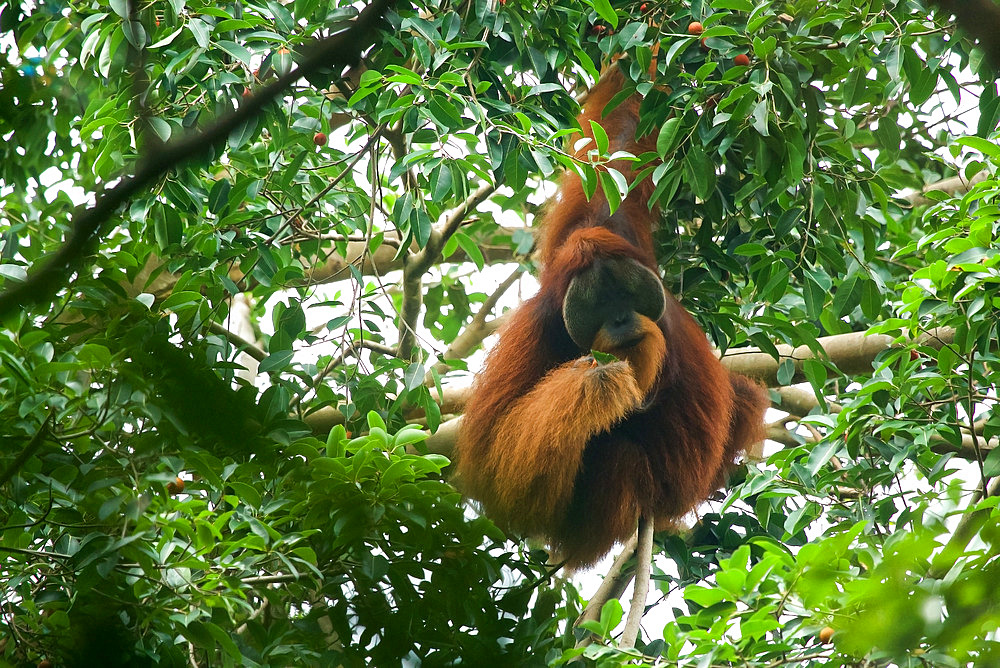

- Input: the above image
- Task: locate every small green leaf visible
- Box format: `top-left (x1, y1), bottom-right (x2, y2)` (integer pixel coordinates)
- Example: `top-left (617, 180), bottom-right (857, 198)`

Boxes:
top-left (956, 136), bottom-right (1000, 160)
top-left (776, 358), bottom-right (795, 385)
top-left (587, 0), bottom-right (618, 29)
top-left (599, 169), bottom-right (623, 215)
top-left (217, 39), bottom-right (253, 66)
top-left (656, 117), bottom-right (682, 156)
top-left (229, 481), bottom-right (263, 508)
top-left (259, 350), bottom-right (294, 373)
top-left (122, 20), bottom-right (147, 49)
top-left (685, 584), bottom-right (730, 607)
top-left (589, 120), bottom-right (609, 156)
top-left (228, 116), bottom-right (257, 149)
top-left (684, 146), bottom-right (716, 200)
top-left (208, 178), bottom-right (231, 215)
top-left (188, 17), bottom-right (210, 48)
top-left (454, 232), bottom-right (485, 269)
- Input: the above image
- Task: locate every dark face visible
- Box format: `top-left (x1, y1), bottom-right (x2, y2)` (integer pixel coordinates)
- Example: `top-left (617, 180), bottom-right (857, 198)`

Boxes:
top-left (561, 256), bottom-right (666, 350)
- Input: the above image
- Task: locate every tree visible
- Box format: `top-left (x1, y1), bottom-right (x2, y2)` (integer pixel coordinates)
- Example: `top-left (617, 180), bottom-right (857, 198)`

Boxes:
top-left (1, 0), bottom-right (1000, 665)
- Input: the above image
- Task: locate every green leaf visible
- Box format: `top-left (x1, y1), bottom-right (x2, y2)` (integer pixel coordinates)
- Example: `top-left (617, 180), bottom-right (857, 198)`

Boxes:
top-left (109, 0), bottom-right (128, 19)
top-left (776, 358), bottom-right (795, 386)
top-left (956, 136), bottom-right (1000, 161)
top-left (208, 178), bottom-right (231, 215)
top-left (684, 146), bottom-right (716, 200)
top-left (259, 349), bottom-right (294, 373)
top-left (586, 0), bottom-right (618, 29)
top-left (984, 447), bottom-right (1000, 477)
top-left (228, 116), bottom-right (257, 149)
top-left (228, 481), bottom-right (262, 508)
top-left (599, 169), bottom-right (623, 215)
top-left (217, 39), bottom-right (253, 66)
top-left (860, 278), bottom-right (883, 320)
top-left (656, 117), bottom-right (682, 156)
top-left (589, 120), bottom-right (609, 156)
top-left (147, 116), bottom-right (171, 142)
top-left (685, 584), bottom-right (730, 607)
top-left (454, 232), bottom-right (485, 269)
top-left (122, 20), bottom-right (147, 49)
top-left (831, 274), bottom-right (861, 318)
top-left (188, 17), bottom-right (210, 49)
top-left (712, 0), bottom-right (753, 10)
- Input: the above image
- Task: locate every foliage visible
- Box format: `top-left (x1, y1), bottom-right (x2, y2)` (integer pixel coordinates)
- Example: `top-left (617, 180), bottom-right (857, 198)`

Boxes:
top-left (2, 0), bottom-right (1000, 665)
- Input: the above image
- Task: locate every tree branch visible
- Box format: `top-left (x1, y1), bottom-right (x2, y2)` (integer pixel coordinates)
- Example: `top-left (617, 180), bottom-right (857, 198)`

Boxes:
top-left (619, 516), bottom-right (654, 649)
top-left (721, 327), bottom-right (956, 386)
top-left (903, 170), bottom-right (989, 207)
top-left (429, 269), bottom-right (521, 378)
top-left (574, 532), bottom-right (638, 648)
top-left (0, 0), bottom-right (397, 319)
top-left (397, 182), bottom-right (497, 357)
top-left (206, 320), bottom-right (267, 362)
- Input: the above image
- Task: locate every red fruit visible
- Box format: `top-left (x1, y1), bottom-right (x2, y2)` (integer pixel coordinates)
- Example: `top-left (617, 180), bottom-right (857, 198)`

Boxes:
top-left (313, 132), bottom-right (327, 146)
top-left (38, 660), bottom-right (53, 668)
top-left (909, 350), bottom-right (920, 361)
top-left (166, 476), bottom-right (185, 495)
top-left (700, 37), bottom-right (709, 51)
top-left (819, 626), bottom-right (835, 643)
top-left (688, 21), bottom-right (703, 35)
top-left (640, 3), bottom-right (648, 13)
top-left (734, 53), bottom-right (751, 66)
top-left (241, 87), bottom-right (252, 99)
top-left (591, 24), bottom-right (608, 35)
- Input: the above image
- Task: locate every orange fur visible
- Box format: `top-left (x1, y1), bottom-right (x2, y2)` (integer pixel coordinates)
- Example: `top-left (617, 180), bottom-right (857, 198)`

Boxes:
top-left (592, 315), bottom-right (666, 394)
top-left (455, 62), bottom-right (769, 569)
top-left (485, 357), bottom-right (645, 534)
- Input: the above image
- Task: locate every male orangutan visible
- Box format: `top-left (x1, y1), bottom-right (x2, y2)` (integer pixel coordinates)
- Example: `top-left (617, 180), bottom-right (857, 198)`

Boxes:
top-left (455, 63), bottom-right (768, 569)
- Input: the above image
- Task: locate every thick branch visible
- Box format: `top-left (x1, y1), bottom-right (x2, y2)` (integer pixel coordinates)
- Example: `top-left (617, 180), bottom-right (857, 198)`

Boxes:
top-left (397, 264), bottom-right (424, 358)
top-left (308, 327), bottom-right (958, 436)
top-left (206, 320), bottom-right (267, 362)
top-left (0, 0), bottom-right (396, 319)
top-left (721, 327), bottom-right (955, 386)
top-left (903, 170), bottom-right (989, 207)
top-left (302, 236), bottom-right (517, 283)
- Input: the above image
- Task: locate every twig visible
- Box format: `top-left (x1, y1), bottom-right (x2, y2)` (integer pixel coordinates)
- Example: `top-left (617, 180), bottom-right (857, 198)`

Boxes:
top-left (0, 413), bottom-right (53, 487)
top-left (620, 516), bottom-right (654, 649)
top-left (206, 320), bottom-right (267, 362)
top-left (0, 545), bottom-right (71, 559)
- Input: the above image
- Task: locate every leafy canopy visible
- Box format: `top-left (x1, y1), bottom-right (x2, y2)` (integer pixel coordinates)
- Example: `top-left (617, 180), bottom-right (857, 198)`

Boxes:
top-left (2, 0), bottom-right (1000, 666)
